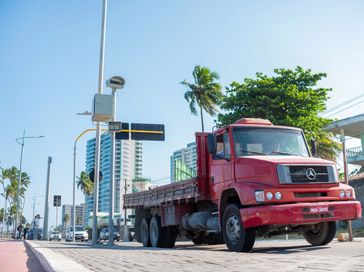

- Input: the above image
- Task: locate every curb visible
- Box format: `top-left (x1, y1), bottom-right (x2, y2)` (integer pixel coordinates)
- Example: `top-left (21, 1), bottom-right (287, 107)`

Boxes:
top-left (25, 240), bottom-right (91, 272)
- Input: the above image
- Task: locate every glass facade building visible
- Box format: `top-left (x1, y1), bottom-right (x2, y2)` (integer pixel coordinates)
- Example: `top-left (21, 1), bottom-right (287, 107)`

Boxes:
top-left (170, 142), bottom-right (197, 183)
top-left (85, 133), bottom-right (142, 226)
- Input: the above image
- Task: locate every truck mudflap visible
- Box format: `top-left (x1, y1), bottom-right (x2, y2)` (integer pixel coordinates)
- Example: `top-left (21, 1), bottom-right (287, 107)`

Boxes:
top-left (240, 201), bottom-right (362, 229)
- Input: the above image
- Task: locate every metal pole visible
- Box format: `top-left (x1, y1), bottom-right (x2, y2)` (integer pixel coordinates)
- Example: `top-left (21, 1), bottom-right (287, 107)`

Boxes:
top-left (72, 142), bottom-right (77, 243)
top-left (2, 195), bottom-right (7, 238)
top-left (341, 129), bottom-right (353, 241)
top-left (32, 195), bottom-right (36, 221)
top-left (43, 156), bottom-right (52, 240)
top-left (108, 88), bottom-right (116, 246)
top-left (123, 179), bottom-right (128, 241)
top-left (15, 130), bottom-right (25, 235)
top-left (92, 0), bottom-right (108, 245)
top-left (56, 206), bottom-right (58, 230)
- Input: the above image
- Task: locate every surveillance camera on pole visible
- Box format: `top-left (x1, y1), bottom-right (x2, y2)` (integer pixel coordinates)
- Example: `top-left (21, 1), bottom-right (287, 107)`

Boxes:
top-left (106, 76), bottom-right (125, 90)
top-left (106, 75), bottom-right (125, 246)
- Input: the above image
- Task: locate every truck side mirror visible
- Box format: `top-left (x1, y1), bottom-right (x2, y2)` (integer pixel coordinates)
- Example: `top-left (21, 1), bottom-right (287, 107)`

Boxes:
top-left (207, 134), bottom-right (216, 154)
top-left (310, 139), bottom-right (317, 157)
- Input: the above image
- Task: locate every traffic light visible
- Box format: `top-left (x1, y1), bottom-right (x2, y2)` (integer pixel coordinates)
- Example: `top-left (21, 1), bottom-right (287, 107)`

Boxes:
top-left (53, 195), bottom-right (61, 207)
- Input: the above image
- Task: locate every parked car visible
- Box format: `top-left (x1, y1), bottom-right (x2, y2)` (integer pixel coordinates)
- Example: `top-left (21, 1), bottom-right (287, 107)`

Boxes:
top-left (49, 231), bottom-right (62, 241)
top-left (99, 227), bottom-right (120, 241)
top-left (66, 226), bottom-right (88, 242)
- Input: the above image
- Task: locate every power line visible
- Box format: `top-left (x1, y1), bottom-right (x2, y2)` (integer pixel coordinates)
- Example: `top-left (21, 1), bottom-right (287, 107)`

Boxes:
top-left (326, 98), bottom-right (364, 118)
top-left (323, 93), bottom-right (364, 115)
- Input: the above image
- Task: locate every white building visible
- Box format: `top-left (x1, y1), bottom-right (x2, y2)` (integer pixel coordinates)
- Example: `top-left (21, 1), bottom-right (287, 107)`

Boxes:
top-left (61, 203), bottom-right (85, 228)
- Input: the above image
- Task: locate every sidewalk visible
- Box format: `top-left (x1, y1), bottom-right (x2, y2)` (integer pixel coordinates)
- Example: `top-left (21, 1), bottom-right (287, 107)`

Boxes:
top-left (0, 239), bottom-right (45, 272)
top-left (25, 238), bottom-right (364, 272)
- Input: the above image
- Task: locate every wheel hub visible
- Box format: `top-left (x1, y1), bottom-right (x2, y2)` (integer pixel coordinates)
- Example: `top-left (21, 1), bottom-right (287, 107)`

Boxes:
top-left (225, 215), bottom-right (241, 243)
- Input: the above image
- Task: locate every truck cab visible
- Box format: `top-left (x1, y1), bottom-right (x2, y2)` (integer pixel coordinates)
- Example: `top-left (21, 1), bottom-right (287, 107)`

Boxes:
top-left (208, 118), bottom-right (361, 251)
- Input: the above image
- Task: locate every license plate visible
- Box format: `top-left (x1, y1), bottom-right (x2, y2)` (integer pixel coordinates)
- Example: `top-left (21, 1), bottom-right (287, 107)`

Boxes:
top-left (310, 206), bottom-right (328, 213)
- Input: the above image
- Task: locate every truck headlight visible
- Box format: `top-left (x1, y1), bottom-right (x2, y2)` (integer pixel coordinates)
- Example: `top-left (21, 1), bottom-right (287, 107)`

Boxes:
top-left (339, 190), bottom-right (345, 199)
top-left (255, 191), bottom-right (265, 202)
top-left (346, 190), bottom-right (352, 198)
top-left (266, 192), bottom-right (273, 201)
top-left (274, 192), bottom-right (282, 200)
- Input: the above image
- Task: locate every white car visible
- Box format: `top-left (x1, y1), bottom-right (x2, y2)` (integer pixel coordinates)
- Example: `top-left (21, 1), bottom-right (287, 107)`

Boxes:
top-left (49, 231), bottom-right (62, 241)
top-left (66, 226), bottom-right (88, 242)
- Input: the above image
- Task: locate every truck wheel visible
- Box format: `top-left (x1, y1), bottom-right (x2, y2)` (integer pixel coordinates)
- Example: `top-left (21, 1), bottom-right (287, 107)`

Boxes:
top-left (140, 218), bottom-right (151, 247)
top-left (161, 226), bottom-right (177, 248)
top-left (303, 221), bottom-right (336, 246)
top-left (150, 216), bottom-right (164, 247)
top-left (222, 204), bottom-right (256, 252)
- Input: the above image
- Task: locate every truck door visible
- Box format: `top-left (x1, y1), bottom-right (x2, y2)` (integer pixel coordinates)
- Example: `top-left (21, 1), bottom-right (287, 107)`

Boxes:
top-left (210, 131), bottom-right (234, 201)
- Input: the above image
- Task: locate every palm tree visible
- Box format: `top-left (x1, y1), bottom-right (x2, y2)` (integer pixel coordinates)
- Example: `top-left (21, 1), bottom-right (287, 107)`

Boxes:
top-left (63, 213), bottom-right (70, 231)
top-left (180, 65), bottom-right (223, 132)
top-left (76, 171), bottom-right (93, 196)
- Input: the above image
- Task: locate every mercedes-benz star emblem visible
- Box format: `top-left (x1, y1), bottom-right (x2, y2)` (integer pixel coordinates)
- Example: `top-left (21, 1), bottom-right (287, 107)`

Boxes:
top-left (306, 168), bottom-right (317, 180)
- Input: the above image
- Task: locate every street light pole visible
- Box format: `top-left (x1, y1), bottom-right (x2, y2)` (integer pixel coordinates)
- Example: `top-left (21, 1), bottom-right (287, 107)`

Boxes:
top-left (92, 0), bottom-right (108, 245)
top-left (15, 130), bottom-right (25, 235)
top-left (14, 131), bottom-right (44, 237)
top-left (72, 128), bottom-right (107, 243)
top-left (108, 88), bottom-right (116, 246)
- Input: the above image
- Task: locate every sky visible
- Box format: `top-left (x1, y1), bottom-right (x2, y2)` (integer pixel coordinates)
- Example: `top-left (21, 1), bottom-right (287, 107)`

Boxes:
top-left (0, 0), bottom-right (364, 228)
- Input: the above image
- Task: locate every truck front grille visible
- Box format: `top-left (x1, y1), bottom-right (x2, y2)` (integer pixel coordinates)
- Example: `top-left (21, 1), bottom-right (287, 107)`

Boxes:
top-left (277, 164), bottom-right (338, 184)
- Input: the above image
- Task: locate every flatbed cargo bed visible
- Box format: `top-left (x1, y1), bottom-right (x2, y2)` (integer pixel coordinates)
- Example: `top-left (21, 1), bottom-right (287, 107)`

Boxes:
top-left (124, 178), bottom-right (200, 208)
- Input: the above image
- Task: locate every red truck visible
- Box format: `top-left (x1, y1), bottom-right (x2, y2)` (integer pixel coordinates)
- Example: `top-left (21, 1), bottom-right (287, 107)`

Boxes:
top-left (124, 118), bottom-right (362, 252)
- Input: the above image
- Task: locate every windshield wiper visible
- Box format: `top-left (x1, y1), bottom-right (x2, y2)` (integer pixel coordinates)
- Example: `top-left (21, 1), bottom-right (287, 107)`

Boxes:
top-left (270, 151), bottom-right (295, 156)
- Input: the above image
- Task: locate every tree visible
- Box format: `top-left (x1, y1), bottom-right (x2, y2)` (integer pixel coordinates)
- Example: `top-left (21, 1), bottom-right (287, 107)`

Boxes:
top-left (181, 65), bottom-right (223, 132)
top-left (217, 66), bottom-right (340, 160)
top-left (77, 171), bottom-right (93, 196)
top-left (1, 166), bottom-right (30, 225)
top-left (63, 214), bottom-right (70, 230)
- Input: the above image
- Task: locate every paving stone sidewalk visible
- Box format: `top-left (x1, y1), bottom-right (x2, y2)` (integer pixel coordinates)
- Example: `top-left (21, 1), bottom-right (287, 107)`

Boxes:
top-left (30, 239), bottom-right (364, 272)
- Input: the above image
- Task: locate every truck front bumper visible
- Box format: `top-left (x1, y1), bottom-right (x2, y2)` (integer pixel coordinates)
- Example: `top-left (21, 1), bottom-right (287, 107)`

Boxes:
top-left (240, 201), bottom-right (362, 228)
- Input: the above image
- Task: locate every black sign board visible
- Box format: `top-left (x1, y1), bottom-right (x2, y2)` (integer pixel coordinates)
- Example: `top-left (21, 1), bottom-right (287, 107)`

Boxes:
top-left (130, 123), bottom-right (165, 141)
top-left (115, 122), bottom-right (130, 140)
top-left (53, 195), bottom-right (61, 207)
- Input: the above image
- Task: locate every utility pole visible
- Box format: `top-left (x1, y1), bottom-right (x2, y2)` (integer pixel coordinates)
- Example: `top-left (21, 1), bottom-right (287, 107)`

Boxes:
top-left (92, 0), bottom-right (108, 245)
top-left (341, 129), bottom-right (353, 241)
top-left (31, 194), bottom-right (43, 221)
top-left (123, 179), bottom-right (129, 241)
top-left (108, 88), bottom-right (116, 246)
top-left (43, 156), bottom-right (52, 240)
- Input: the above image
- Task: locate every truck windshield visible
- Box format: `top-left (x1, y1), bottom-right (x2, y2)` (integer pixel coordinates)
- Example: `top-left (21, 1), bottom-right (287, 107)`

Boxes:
top-left (233, 127), bottom-right (310, 157)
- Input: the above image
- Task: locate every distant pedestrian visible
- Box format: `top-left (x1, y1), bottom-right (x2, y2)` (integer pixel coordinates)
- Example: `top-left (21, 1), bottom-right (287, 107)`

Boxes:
top-left (17, 224), bottom-right (23, 239)
top-left (23, 224), bottom-right (30, 240)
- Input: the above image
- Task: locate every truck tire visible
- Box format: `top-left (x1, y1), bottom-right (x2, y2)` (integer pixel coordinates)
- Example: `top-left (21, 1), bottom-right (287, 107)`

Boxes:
top-left (149, 216), bottom-right (177, 248)
top-left (303, 221), bottom-right (336, 246)
top-left (222, 204), bottom-right (256, 252)
top-left (140, 218), bottom-right (151, 247)
top-left (162, 226), bottom-right (177, 248)
top-left (150, 216), bottom-right (164, 247)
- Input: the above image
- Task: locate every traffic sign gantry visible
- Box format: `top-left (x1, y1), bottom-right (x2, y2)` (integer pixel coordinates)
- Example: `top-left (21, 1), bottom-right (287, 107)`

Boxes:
top-left (113, 122), bottom-right (165, 141)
